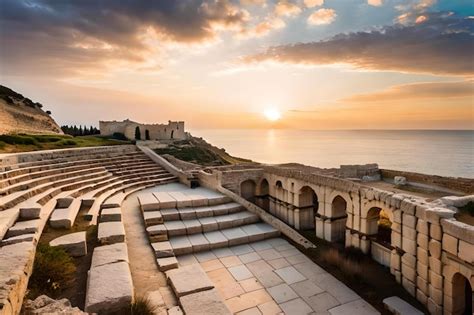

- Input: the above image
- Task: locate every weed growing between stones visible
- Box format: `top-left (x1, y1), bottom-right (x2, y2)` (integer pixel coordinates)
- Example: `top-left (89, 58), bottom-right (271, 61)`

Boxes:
top-left (28, 244), bottom-right (76, 298)
top-left (129, 296), bottom-right (157, 315)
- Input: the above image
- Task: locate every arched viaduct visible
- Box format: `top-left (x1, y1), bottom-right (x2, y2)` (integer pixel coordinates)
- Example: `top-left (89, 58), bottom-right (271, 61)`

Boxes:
top-left (200, 166), bottom-right (474, 315)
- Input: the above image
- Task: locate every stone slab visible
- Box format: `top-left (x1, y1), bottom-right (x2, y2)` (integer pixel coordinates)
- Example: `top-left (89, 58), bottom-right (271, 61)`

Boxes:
top-left (50, 231), bottom-right (87, 257)
top-left (137, 193), bottom-right (159, 211)
top-left (6, 219), bottom-right (40, 238)
top-left (279, 297), bottom-right (313, 314)
top-left (186, 194), bottom-right (209, 207)
top-left (267, 283), bottom-right (298, 303)
top-left (157, 256), bottom-right (178, 271)
top-left (383, 296), bottom-right (424, 315)
top-left (152, 241), bottom-right (174, 258)
top-left (160, 208), bottom-right (180, 221)
top-left (153, 192), bottom-right (177, 209)
top-left (166, 264), bottom-right (214, 297)
top-left (179, 288), bottom-right (231, 315)
top-left (91, 243), bottom-right (129, 268)
top-left (221, 227), bottom-right (248, 246)
top-left (143, 211), bottom-right (163, 226)
top-left (0, 233), bottom-right (36, 247)
top-left (274, 266), bottom-right (306, 285)
top-left (188, 233), bottom-right (210, 252)
top-left (49, 199), bottom-right (82, 229)
top-left (168, 191), bottom-right (193, 208)
top-left (98, 222), bottom-right (125, 245)
top-left (170, 235), bottom-right (192, 255)
top-left (328, 299), bottom-right (380, 315)
top-left (85, 261), bottom-right (134, 314)
top-left (19, 203), bottom-right (41, 220)
top-left (100, 207), bottom-right (121, 222)
top-left (165, 221), bottom-right (187, 236)
top-left (204, 230), bottom-right (229, 248)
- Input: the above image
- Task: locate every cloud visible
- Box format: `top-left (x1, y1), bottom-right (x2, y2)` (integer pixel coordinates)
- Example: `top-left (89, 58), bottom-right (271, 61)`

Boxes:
top-left (304, 0), bottom-right (324, 8)
top-left (307, 8), bottom-right (337, 25)
top-left (243, 13), bottom-right (474, 76)
top-left (396, 0), bottom-right (436, 24)
top-left (343, 80), bottom-right (474, 102)
top-left (368, 0), bottom-right (382, 6)
top-left (274, 1), bottom-right (302, 17)
top-left (240, 17), bottom-right (286, 38)
top-left (0, 0), bottom-right (252, 76)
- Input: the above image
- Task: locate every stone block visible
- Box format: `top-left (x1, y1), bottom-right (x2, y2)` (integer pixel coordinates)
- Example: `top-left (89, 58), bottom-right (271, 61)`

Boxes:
top-left (416, 233), bottom-right (428, 249)
top-left (183, 219), bottom-right (202, 235)
top-left (168, 191), bottom-right (193, 208)
top-left (143, 211), bottom-right (163, 226)
top-left (416, 219), bottom-right (429, 235)
top-left (147, 225), bottom-right (168, 242)
top-left (393, 210), bottom-right (402, 224)
top-left (417, 247), bottom-right (428, 265)
top-left (427, 298), bottom-right (442, 315)
top-left (85, 261), bottom-right (134, 314)
top-left (428, 240), bottom-right (441, 259)
top-left (188, 233), bottom-right (210, 252)
top-left (204, 230), bottom-right (228, 249)
top-left (402, 278), bottom-right (416, 296)
top-left (403, 213), bottom-right (417, 229)
top-left (137, 193), bottom-right (159, 211)
top-left (390, 251), bottom-right (401, 270)
top-left (392, 231), bottom-right (402, 248)
top-left (426, 208), bottom-right (455, 224)
top-left (383, 296), bottom-right (424, 315)
top-left (91, 243), bottom-right (129, 268)
top-left (428, 257), bottom-right (442, 274)
top-left (416, 289), bottom-right (428, 306)
top-left (416, 262), bottom-right (428, 280)
top-left (441, 218), bottom-right (474, 244)
top-left (100, 207), bottom-right (121, 222)
top-left (403, 226), bottom-right (416, 239)
top-left (430, 223), bottom-right (442, 241)
top-left (392, 222), bottom-right (402, 233)
top-left (169, 236), bottom-right (192, 255)
top-left (179, 289), bottom-right (231, 315)
top-left (6, 219), bottom-right (40, 238)
top-left (165, 221), bottom-right (187, 236)
top-left (160, 208), bottom-right (179, 221)
top-left (442, 233), bottom-right (458, 256)
top-left (222, 227), bottom-right (249, 246)
top-left (416, 276), bottom-right (429, 295)
top-left (458, 240), bottom-right (474, 263)
top-left (428, 285), bottom-right (443, 305)
top-left (98, 222), bottom-right (125, 245)
top-left (153, 192), bottom-right (177, 209)
top-left (401, 253), bottom-right (416, 269)
top-left (50, 231), bottom-right (87, 257)
top-left (402, 237), bottom-right (416, 255)
top-left (0, 233), bottom-right (36, 247)
top-left (19, 203), bottom-right (41, 220)
top-left (401, 263), bottom-right (416, 282)
top-left (429, 270), bottom-right (443, 290)
top-left (157, 256), bottom-right (178, 271)
top-left (151, 241), bottom-right (174, 258)
top-left (166, 264), bottom-right (214, 297)
top-left (179, 208), bottom-right (196, 220)
top-left (56, 197), bottom-right (73, 209)
top-left (187, 194), bottom-right (209, 207)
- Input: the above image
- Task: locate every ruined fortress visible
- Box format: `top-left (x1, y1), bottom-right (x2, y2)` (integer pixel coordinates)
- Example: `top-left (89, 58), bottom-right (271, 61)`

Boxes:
top-left (99, 119), bottom-right (186, 140)
top-left (0, 141), bottom-right (472, 315)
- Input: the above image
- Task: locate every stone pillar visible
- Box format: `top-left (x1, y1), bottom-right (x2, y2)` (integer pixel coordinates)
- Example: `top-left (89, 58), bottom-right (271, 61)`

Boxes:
top-left (294, 209), bottom-right (300, 230)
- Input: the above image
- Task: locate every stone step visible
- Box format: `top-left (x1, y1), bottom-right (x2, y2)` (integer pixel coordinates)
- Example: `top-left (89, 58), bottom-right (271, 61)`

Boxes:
top-left (148, 211), bottom-right (259, 238)
top-left (383, 296), bottom-right (424, 315)
top-left (6, 219), bottom-right (41, 238)
top-left (160, 202), bottom-right (244, 222)
top-left (168, 223), bottom-right (280, 255)
top-left (49, 198), bottom-right (82, 229)
top-left (49, 231), bottom-right (87, 257)
top-left (98, 221), bottom-right (125, 245)
top-left (100, 207), bottom-right (122, 222)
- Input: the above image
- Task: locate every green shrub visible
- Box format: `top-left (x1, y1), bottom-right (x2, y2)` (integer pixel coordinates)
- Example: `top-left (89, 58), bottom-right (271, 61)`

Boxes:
top-left (129, 296), bottom-right (157, 315)
top-left (35, 135), bottom-right (63, 143)
top-left (112, 132), bottom-right (128, 141)
top-left (28, 244), bottom-right (76, 298)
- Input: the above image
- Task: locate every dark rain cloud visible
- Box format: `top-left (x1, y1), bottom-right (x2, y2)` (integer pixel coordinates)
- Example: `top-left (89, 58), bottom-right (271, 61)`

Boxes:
top-left (242, 12), bottom-right (474, 76)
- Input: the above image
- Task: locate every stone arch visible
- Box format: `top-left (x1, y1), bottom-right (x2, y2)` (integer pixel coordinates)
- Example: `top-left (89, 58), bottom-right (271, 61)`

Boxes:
top-left (331, 195), bottom-right (348, 218)
top-left (256, 178), bottom-right (270, 211)
top-left (449, 272), bottom-right (473, 315)
top-left (297, 186), bottom-right (318, 230)
top-left (329, 195), bottom-right (348, 243)
top-left (366, 206), bottom-right (392, 247)
top-left (240, 179), bottom-right (256, 201)
top-left (171, 130), bottom-right (174, 139)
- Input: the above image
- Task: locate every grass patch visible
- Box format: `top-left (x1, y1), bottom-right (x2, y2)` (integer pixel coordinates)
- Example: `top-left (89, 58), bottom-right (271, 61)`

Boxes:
top-left (129, 296), bottom-right (158, 315)
top-left (28, 244), bottom-right (76, 298)
top-left (155, 146), bottom-right (227, 165)
top-left (0, 134), bottom-right (131, 153)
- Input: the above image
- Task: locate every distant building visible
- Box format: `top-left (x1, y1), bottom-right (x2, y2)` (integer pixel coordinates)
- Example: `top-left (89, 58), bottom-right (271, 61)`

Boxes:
top-left (99, 119), bottom-right (186, 140)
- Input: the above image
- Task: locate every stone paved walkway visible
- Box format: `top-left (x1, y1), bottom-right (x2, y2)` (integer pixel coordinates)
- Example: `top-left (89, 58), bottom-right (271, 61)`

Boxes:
top-left (177, 238), bottom-right (380, 315)
top-left (122, 194), bottom-right (178, 310)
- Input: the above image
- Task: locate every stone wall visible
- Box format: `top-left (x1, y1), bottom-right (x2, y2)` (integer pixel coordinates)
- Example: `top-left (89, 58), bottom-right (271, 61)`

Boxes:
top-left (381, 169), bottom-right (474, 194)
top-left (198, 166), bottom-right (474, 315)
top-left (100, 119), bottom-right (186, 140)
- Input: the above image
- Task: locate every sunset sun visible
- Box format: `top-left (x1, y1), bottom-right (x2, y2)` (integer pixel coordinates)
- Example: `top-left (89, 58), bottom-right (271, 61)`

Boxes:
top-left (264, 108), bottom-right (281, 121)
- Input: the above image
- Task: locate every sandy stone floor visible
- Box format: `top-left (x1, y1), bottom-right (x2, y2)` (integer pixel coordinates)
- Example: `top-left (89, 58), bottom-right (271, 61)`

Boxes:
top-left (176, 239), bottom-right (380, 315)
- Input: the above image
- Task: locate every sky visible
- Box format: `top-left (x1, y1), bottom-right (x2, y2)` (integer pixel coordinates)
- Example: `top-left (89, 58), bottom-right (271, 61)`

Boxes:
top-left (0, 0), bottom-right (473, 130)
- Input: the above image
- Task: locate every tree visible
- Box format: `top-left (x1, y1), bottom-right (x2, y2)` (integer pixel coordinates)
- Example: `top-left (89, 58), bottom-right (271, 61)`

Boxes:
top-left (135, 126), bottom-right (141, 140)
top-left (145, 129), bottom-right (150, 140)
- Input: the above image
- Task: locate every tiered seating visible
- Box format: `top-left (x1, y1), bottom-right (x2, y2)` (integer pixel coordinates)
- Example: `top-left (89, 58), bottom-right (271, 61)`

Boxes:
top-left (0, 145), bottom-right (178, 314)
top-left (137, 189), bottom-right (280, 272)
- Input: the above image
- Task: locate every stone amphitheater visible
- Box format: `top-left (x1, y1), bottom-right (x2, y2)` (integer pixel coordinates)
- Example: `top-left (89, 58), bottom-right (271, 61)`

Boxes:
top-left (0, 144), bottom-right (472, 315)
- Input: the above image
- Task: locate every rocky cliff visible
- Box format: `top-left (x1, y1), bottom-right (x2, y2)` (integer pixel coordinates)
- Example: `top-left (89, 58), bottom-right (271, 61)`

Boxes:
top-left (0, 85), bottom-right (62, 135)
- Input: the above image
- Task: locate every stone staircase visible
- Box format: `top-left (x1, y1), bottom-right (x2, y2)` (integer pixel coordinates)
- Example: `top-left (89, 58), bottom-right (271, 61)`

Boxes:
top-left (0, 145), bottom-right (179, 315)
top-left (137, 190), bottom-right (280, 272)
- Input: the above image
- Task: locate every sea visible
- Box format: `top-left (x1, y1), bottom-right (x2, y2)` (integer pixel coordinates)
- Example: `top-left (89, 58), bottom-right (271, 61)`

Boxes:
top-left (190, 129), bottom-right (474, 179)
